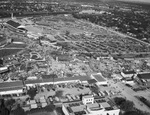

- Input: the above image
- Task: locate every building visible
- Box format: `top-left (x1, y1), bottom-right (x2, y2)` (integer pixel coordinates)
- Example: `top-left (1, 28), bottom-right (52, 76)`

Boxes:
top-left (1, 74), bottom-right (91, 96)
top-left (136, 73), bottom-right (150, 87)
top-left (121, 70), bottom-right (136, 79)
top-left (0, 35), bottom-right (7, 47)
top-left (121, 77), bottom-right (135, 84)
top-left (62, 95), bottom-right (120, 115)
top-left (0, 81), bottom-right (24, 96)
top-left (91, 73), bottom-right (107, 86)
top-left (25, 75), bottom-right (92, 88)
top-left (5, 20), bottom-right (27, 33)
top-left (0, 66), bottom-right (9, 74)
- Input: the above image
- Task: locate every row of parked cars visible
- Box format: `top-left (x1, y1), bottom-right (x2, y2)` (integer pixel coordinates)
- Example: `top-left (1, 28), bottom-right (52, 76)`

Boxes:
top-left (93, 90), bottom-right (115, 97)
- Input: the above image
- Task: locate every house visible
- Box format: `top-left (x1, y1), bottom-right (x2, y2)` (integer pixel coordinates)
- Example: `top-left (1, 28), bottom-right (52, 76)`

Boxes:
top-left (62, 95), bottom-right (120, 115)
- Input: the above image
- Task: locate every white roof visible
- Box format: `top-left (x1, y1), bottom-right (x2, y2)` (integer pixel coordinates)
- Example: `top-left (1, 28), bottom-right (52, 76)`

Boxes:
top-left (30, 100), bottom-right (36, 104)
top-left (30, 104), bottom-right (37, 109)
top-left (41, 102), bottom-right (47, 107)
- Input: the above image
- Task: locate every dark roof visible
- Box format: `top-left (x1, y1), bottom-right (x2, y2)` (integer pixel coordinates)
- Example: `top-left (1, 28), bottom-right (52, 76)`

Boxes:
top-left (0, 86), bottom-right (23, 92)
top-left (55, 54), bottom-right (72, 61)
top-left (25, 79), bottom-right (43, 84)
top-left (0, 81), bottom-right (23, 88)
top-left (137, 73), bottom-right (150, 80)
top-left (87, 79), bottom-right (97, 84)
top-left (6, 20), bottom-right (21, 28)
top-left (42, 74), bottom-right (58, 79)
top-left (67, 107), bottom-right (73, 113)
top-left (92, 74), bottom-right (106, 82)
top-left (42, 76), bottom-right (91, 83)
top-left (122, 70), bottom-right (136, 74)
top-left (0, 81), bottom-right (23, 92)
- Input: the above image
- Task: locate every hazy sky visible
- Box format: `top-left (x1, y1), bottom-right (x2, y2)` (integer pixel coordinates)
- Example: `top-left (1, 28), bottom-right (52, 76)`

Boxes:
top-left (116, 0), bottom-right (150, 3)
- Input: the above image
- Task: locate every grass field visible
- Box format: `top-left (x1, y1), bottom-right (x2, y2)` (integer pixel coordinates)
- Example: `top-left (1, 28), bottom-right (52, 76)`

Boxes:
top-left (0, 49), bottom-right (23, 58)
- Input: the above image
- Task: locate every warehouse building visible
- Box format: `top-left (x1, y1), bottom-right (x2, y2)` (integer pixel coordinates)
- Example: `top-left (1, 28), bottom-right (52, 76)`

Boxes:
top-left (91, 73), bottom-right (107, 86)
top-left (0, 81), bottom-right (25, 96)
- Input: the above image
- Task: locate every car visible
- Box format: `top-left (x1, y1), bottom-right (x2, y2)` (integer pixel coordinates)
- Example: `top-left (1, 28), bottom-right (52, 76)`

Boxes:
top-left (125, 84), bottom-right (132, 88)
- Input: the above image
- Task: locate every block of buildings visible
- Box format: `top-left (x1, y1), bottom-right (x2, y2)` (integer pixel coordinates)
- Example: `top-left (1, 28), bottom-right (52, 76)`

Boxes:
top-left (62, 95), bottom-right (120, 115)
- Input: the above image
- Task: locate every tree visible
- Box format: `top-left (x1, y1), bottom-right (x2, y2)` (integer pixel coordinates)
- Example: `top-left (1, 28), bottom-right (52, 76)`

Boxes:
top-left (120, 100), bottom-right (134, 112)
top-left (12, 104), bottom-right (27, 115)
top-left (90, 85), bottom-right (100, 94)
top-left (44, 104), bottom-right (55, 112)
top-left (124, 111), bottom-right (138, 115)
top-left (114, 97), bottom-right (126, 106)
top-left (124, 110), bottom-right (150, 115)
top-left (0, 99), bottom-right (10, 115)
top-left (5, 98), bottom-right (16, 111)
top-left (27, 88), bottom-right (37, 100)
top-left (55, 90), bottom-right (64, 98)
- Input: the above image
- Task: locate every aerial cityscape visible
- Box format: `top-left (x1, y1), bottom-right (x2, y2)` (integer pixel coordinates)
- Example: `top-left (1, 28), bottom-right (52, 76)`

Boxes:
top-left (0, 0), bottom-right (150, 115)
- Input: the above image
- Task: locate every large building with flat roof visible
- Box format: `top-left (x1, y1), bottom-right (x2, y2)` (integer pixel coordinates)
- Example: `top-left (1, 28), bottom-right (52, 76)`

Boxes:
top-left (0, 81), bottom-right (24, 96)
top-left (62, 95), bottom-right (120, 115)
top-left (25, 75), bottom-right (92, 87)
top-left (91, 73), bottom-right (107, 86)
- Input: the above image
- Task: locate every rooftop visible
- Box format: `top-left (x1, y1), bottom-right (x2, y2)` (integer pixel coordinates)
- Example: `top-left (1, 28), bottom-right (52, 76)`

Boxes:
top-left (0, 81), bottom-right (23, 92)
top-left (92, 74), bottom-right (106, 82)
top-left (122, 70), bottom-right (136, 74)
top-left (87, 79), bottom-right (97, 84)
top-left (0, 86), bottom-right (23, 92)
top-left (83, 95), bottom-right (94, 99)
top-left (137, 73), bottom-right (150, 80)
top-left (6, 20), bottom-right (21, 28)
top-left (25, 79), bottom-right (43, 84)
top-left (25, 75), bottom-right (91, 85)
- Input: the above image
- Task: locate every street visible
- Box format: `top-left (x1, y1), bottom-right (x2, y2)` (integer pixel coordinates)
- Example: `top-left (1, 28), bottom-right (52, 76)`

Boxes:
top-left (108, 79), bottom-right (150, 113)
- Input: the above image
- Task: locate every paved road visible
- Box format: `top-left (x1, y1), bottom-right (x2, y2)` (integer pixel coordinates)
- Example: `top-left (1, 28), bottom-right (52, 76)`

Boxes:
top-left (108, 80), bottom-right (150, 113)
